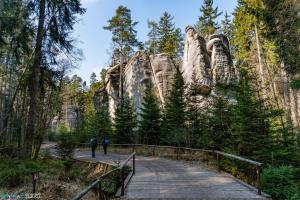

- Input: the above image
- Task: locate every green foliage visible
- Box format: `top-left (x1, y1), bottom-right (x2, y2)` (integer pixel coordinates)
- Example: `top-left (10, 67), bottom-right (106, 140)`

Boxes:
top-left (114, 98), bottom-right (137, 144)
top-left (139, 84), bottom-right (162, 144)
top-left (197, 0), bottom-right (222, 38)
top-left (262, 166), bottom-right (300, 200)
top-left (90, 72), bottom-right (97, 85)
top-left (232, 73), bottom-right (274, 161)
top-left (232, 1), bottom-right (256, 66)
top-left (47, 130), bottom-right (57, 141)
top-left (290, 79), bottom-right (300, 89)
top-left (185, 74), bottom-right (209, 148)
top-left (221, 11), bottom-right (234, 44)
top-left (162, 69), bottom-right (186, 145)
top-left (56, 132), bottom-right (76, 160)
top-left (145, 20), bottom-right (159, 54)
top-left (0, 158), bottom-right (41, 187)
top-left (263, 0), bottom-right (300, 74)
top-left (206, 89), bottom-right (235, 151)
top-left (149, 11), bottom-right (184, 58)
top-left (103, 5), bottom-right (141, 59)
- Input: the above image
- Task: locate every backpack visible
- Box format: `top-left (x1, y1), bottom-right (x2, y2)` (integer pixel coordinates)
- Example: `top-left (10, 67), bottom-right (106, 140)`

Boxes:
top-left (103, 138), bottom-right (109, 145)
top-left (90, 138), bottom-right (98, 147)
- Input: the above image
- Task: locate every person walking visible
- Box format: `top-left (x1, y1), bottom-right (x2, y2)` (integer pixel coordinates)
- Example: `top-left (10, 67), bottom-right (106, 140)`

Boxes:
top-left (102, 136), bottom-right (109, 155)
top-left (90, 136), bottom-right (98, 158)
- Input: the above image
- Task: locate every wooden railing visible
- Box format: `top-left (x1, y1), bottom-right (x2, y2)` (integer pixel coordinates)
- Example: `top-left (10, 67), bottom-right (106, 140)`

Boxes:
top-left (71, 152), bottom-right (136, 200)
top-left (77, 143), bottom-right (263, 195)
top-left (214, 150), bottom-right (262, 195)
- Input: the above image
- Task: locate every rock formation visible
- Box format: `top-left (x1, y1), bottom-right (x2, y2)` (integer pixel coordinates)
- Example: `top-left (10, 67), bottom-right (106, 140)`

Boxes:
top-left (97, 52), bottom-right (178, 119)
top-left (183, 26), bottom-right (211, 94)
top-left (207, 34), bottom-right (238, 87)
top-left (95, 26), bottom-right (238, 119)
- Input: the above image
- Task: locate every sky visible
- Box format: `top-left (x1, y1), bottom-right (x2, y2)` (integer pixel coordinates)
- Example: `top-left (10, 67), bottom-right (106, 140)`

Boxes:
top-left (72, 0), bottom-right (237, 84)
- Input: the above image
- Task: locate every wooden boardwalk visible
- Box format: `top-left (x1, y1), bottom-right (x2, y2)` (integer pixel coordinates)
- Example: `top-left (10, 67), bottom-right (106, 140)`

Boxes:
top-left (74, 150), bottom-right (267, 200)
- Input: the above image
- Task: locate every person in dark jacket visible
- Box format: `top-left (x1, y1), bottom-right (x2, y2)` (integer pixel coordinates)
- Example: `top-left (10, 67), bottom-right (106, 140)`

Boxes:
top-left (102, 136), bottom-right (109, 155)
top-left (90, 136), bottom-right (98, 158)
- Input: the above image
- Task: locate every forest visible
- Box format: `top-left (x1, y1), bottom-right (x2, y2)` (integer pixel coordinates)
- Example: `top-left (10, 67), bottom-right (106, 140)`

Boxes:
top-left (0, 0), bottom-right (300, 199)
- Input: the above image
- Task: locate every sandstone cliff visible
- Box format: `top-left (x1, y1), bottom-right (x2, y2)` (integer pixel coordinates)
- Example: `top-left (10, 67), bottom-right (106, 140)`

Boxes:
top-left (96, 26), bottom-right (237, 119)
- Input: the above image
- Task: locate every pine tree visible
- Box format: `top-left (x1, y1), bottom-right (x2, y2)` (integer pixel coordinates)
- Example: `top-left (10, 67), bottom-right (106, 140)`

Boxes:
top-left (263, 0), bottom-right (300, 74)
top-left (25, 0), bottom-right (85, 158)
top-left (206, 88), bottom-right (234, 151)
top-left (90, 72), bottom-right (97, 85)
top-left (103, 6), bottom-right (141, 61)
top-left (104, 5), bottom-right (141, 107)
top-left (232, 71), bottom-right (274, 162)
top-left (95, 106), bottom-right (112, 139)
top-left (197, 0), bottom-right (223, 38)
top-left (138, 84), bottom-right (162, 145)
top-left (157, 12), bottom-right (184, 58)
top-left (162, 69), bottom-right (186, 145)
top-left (114, 98), bottom-right (137, 144)
top-left (221, 12), bottom-right (233, 42)
top-left (145, 20), bottom-right (159, 54)
top-left (185, 73), bottom-right (208, 148)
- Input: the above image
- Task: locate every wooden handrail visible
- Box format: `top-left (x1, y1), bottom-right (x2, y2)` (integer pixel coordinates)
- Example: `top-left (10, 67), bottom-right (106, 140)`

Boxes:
top-left (77, 143), bottom-right (263, 195)
top-left (214, 150), bottom-right (262, 166)
top-left (72, 152), bottom-right (136, 200)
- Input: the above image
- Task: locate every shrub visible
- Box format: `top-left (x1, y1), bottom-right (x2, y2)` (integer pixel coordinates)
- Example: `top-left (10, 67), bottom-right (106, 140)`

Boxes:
top-left (56, 132), bottom-right (76, 160)
top-left (47, 130), bottom-right (57, 141)
top-left (0, 159), bottom-right (42, 187)
top-left (261, 166), bottom-right (300, 200)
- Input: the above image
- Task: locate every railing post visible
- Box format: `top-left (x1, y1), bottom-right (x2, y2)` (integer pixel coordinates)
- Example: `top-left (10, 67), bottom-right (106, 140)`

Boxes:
top-left (152, 146), bottom-right (155, 156)
top-left (133, 154), bottom-right (135, 175)
top-left (176, 148), bottom-right (179, 160)
top-left (121, 167), bottom-right (125, 196)
top-left (256, 165), bottom-right (262, 195)
top-left (98, 181), bottom-right (102, 200)
top-left (217, 152), bottom-right (220, 171)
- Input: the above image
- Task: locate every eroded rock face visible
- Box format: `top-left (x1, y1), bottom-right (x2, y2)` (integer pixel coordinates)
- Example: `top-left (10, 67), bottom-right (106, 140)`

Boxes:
top-left (149, 53), bottom-right (177, 104)
top-left (51, 105), bottom-right (78, 130)
top-left (98, 52), bottom-right (177, 119)
top-left (103, 64), bottom-right (120, 119)
top-left (124, 52), bottom-right (153, 116)
top-left (207, 34), bottom-right (238, 86)
top-left (183, 26), bottom-right (211, 94)
top-left (95, 26), bottom-right (238, 119)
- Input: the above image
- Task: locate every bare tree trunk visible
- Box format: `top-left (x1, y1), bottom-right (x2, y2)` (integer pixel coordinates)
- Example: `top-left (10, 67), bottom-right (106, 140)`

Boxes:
top-left (0, 1), bottom-right (3, 31)
top-left (254, 24), bottom-right (266, 99)
top-left (289, 86), bottom-right (299, 126)
top-left (119, 47), bottom-right (124, 108)
top-left (281, 61), bottom-right (292, 123)
top-left (26, 0), bottom-right (46, 157)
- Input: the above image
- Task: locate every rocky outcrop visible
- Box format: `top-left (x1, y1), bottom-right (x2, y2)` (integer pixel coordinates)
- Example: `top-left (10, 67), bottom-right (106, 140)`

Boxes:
top-left (183, 26), bottom-right (211, 94)
top-left (123, 52), bottom-right (153, 115)
top-left (95, 25), bottom-right (237, 119)
top-left (207, 34), bottom-right (238, 87)
top-left (99, 52), bottom-right (178, 119)
top-left (51, 105), bottom-right (78, 130)
top-left (149, 54), bottom-right (178, 104)
top-left (182, 26), bottom-right (238, 97)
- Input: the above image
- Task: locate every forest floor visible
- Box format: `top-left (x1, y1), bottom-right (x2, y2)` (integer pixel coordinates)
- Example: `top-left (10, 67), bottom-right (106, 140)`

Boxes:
top-left (0, 144), bottom-right (106, 200)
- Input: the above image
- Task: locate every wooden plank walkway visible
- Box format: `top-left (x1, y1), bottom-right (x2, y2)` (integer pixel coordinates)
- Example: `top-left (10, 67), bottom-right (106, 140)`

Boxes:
top-left (74, 150), bottom-right (267, 200)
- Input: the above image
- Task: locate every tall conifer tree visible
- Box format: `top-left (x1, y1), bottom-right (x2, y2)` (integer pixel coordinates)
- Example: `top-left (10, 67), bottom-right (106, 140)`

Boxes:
top-left (197, 0), bottom-right (222, 38)
top-left (139, 84), bottom-right (162, 145)
top-left (156, 12), bottom-right (184, 58)
top-left (114, 98), bottom-right (137, 144)
top-left (162, 69), bottom-right (186, 145)
top-left (185, 73), bottom-right (208, 147)
top-left (104, 6), bottom-right (141, 107)
top-left (145, 20), bottom-right (159, 54)
top-left (221, 12), bottom-right (233, 42)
